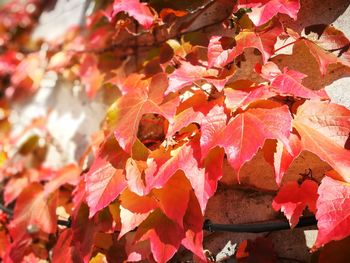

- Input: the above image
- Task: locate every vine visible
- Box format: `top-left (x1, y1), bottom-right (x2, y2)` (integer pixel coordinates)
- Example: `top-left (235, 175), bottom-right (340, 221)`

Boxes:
top-left (0, 0), bottom-right (350, 262)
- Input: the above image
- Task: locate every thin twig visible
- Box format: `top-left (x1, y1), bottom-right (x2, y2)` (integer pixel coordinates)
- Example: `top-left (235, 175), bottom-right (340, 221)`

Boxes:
top-left (0, 204), bottom-right (13, 216)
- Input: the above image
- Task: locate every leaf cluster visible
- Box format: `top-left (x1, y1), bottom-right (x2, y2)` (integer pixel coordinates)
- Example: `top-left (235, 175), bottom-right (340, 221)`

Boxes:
top-left (0, 0), bottom-right (349, 262)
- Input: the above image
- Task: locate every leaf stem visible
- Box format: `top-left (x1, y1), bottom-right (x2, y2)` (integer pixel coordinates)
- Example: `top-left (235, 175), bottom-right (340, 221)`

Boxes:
top-left (274, 38), bottom-right (302, 53)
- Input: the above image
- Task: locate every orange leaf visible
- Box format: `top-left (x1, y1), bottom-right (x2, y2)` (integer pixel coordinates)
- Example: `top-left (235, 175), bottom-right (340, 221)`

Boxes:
top-left (9, 183), bottom-right (58, 238)
top-left (112, 0), bottom-right (154, 29)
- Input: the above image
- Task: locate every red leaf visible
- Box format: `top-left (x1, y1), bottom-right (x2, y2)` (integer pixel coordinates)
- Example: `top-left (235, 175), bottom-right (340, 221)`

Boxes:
top-left (166, 107), bottom-right (204, 138)
top-left (0, 230), bottom-right (10, 258)
top-left (4, 176), bottom-right (29, 205)
top-left (86, 164), bottom-right (126, 218)
top-left (200, 105), bottom-right (227, 159)
top-left (4, 233), bottom-right (32, 263)
top-left (272, 180), bottom-right (318, 227)
top-left (201, 105), bottom-right (292, 173)
top-left (208, 21), bottom-right (283, 67)
top-left (125, 232), bottom-right (153, 262)
top-left (236, 240), bottom-right (249, 259)
top-left (224, 82), bottom-right (276, 111)
top-left (159, 8), bottom-right (188, 20)
top-left (134, 209), bottom-right (184, 263)
top-left (256, 62), bottom-right (328, 99)
top-left (144, 138), bottom-right (222, 213)
top-left (167, 61), bottom-right (232, 94)
top-left (52, 229), bottom-right (83, 263)
top-left (8, 183), bottom-right (57, 238)
top-left (151, 172), bottom-right (192, 227)
top-left (236, 0), bottom-right (300, 26)
top-left (293, 101), bottom-right (350, 182)
top-left (181, 191), bottom-right (206, 261)
top-left (85, 138), bottom-right (129, 217)
top-left (112, 0), bottom-right (154, 29)
top-left (110, 73), bottom-right (179, 153)
top-left (166, 92), bottom-right (216, 137)
top-left (314, 177), bottom-right (350, 248)
top-left (318, 236), bottom-right (350, 263)
top-left (236, 237), bottom-right (277, 263)
top-left (71, 204), bottom-right (98, 262)
top-left (202, 146), bottom-right (225, 202)
top-left (73, 178), bottom-right (86, 211)
top-left (79, 54), bottom-right (104, 99)
top-left (119, 205), bottom-right (152, 239)
top-left (303, 41), bottom-right (338, 76)
top-left (44, 164), bottom-right (81, 195)
top-left (0, 50), bottom-right (20, 76)
top-left (264, 133), bottom-right (301, 185)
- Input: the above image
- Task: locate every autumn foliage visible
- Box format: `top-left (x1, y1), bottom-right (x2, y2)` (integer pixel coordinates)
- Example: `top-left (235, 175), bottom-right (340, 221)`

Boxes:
top-left (0, 0), bottom-right (350, 262)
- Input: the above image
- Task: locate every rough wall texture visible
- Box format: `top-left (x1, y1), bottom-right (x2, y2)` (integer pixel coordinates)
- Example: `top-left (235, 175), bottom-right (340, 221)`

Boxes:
top-left (10, 0), bottom-right (350, 262)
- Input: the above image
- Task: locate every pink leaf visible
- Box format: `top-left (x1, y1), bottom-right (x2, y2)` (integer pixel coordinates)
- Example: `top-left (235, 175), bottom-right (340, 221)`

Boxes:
top-left (208, 20), bottom-right (283, 67)
top-left (112, 0), bottom-right (154, 29)
top-left (208, 36), bottom-right (237, 68)
top-left (314, 177), bottom-right (350, 248)
top-left (236, 0), bottom-right (300, 26)
top-left (256, 62), bottom-right (328, 99)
